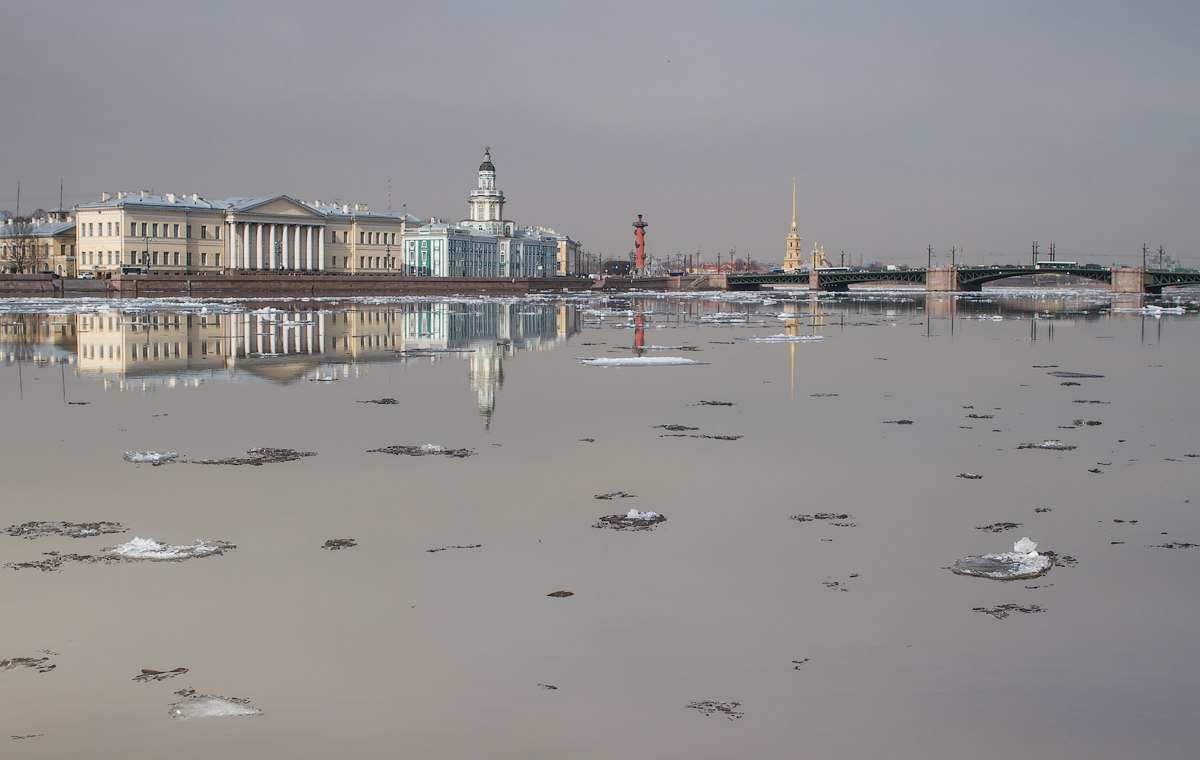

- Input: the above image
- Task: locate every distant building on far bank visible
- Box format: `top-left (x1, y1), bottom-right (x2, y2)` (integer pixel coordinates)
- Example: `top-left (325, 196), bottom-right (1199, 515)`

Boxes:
top-left (401, 148), bottom-right (572, 277)
top-left (0, 208), bottom-right (76, 276)
top-left (72, 192), bottom-right (416, 277)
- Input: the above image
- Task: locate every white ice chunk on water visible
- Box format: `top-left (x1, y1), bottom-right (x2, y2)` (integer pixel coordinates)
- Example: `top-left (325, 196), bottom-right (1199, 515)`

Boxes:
top-left (626, 509), bottom-right (660, 521)
top-left (169, 695), bottom-right (262, 719)
top-left (1013, 537), bottom-right (1038, 554)
top-left (419, 444), bottom-right (446, 454)
top-left (747, 334), bottom-right (824, 343)
top-left (952, 536), bottom-right (1052, 580)
top-left (577, 357), bottom-right (708, 367)
top-left (122, 451), bottom-right (179, 465)
top-left (109, 537), bottom-right (233, 561)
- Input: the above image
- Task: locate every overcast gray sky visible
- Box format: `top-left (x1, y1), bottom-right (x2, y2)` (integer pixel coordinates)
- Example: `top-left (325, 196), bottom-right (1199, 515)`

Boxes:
top-left (2, 0), bottom-right (1196, 266)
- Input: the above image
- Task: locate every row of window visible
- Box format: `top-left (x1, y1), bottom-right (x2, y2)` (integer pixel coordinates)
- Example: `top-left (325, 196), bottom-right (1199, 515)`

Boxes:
top-left (79, 221), bottom-right (223, 240)
top-left (80, 250), bottom-right (223, 267)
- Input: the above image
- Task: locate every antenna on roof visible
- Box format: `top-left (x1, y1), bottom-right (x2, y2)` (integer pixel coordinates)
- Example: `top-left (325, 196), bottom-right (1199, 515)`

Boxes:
top-left (59, 178), bottom-right (64, 210)
top-left (387, 179), bottom-right (392, 211)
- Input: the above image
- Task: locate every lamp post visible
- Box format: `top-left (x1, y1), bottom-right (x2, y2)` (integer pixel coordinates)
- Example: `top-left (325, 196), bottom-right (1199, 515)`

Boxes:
top-left (385, 243), bottom-right (391, 274)
top-left (143, 236), bottom-right (150, 272)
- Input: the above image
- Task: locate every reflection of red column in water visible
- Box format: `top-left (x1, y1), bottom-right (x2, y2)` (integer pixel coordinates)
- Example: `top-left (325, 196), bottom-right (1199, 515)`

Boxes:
top-left (634, 313), bottom-right (645, 353)
top-left (632, 214), bottom-right (648, 272)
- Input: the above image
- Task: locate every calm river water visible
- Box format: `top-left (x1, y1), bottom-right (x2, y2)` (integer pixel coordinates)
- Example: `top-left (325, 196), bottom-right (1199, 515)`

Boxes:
top-left (2, 288), bottom-right (1198, 759)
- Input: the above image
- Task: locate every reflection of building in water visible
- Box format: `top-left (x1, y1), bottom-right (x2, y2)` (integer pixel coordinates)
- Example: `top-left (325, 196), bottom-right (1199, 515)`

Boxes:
top-left (0, 313), bottom-right (77, 364)
top-left (55, 302), bottom-right (579, 423)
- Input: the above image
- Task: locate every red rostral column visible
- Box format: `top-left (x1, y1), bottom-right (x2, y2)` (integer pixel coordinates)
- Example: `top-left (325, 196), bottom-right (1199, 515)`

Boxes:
top-left (632, 213), bottom-right (648, 273)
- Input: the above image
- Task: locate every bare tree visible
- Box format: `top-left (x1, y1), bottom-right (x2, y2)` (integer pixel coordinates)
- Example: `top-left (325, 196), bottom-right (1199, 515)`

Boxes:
top-left (1, 217), bottom-right (46, 274)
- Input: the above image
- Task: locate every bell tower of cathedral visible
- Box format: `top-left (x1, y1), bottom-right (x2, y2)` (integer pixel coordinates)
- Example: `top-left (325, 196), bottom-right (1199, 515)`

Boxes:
top-left (782, 176), bottom-right (804, 271)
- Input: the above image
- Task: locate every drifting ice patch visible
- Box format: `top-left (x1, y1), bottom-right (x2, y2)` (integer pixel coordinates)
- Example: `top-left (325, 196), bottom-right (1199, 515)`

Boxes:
top-left (577, 357), bottom-right (708, 367)
top-left (108, 537), bottom-right (235, 561)
top-left (952, 537), bottom-right (1052, 580)
top-left (747, 334), bottom-right (824, 342)
top-left (123, 451), bottom-right (179, 466)
top-left (593, 509), bottom-right (667, 530)
top-left (1018, 440), bottom-right (1077, 451)
top-left (7, 521), bottom-right (127, 539)
top-left (168, 690), bottom-right (262, 719)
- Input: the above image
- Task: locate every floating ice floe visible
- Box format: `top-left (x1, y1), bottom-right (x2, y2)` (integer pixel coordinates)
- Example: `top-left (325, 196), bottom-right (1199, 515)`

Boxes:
top-left (122, 451), bottom-right (179, 466)
top-left (108, 537), bottom-right (236, 561)
top-left (368, 444), bottom-right (475, 458)
top-left (593, 509), bottom-right (667, 530)
top-left (1018, 440), bottom-right (1077, 451)
top-left (1140, 304), bottom-right (1186, 316)
top-left (951, 537), bottom-right (1052, 580)
top-left (746, 334), bottom-right (824, 343)
top-left (168, 691), bottom-right (262, 719)
top-left (7, 521), bottom-right (127, 539)
top-left (577, 357), bottom-right (708, 367)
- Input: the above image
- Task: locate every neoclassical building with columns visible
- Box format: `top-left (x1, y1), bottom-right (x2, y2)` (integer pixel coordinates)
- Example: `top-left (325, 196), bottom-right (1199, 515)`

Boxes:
top-left (70, 150), bottom-right (576, 277)
top-left (73, 192), bottom-right (415, 276)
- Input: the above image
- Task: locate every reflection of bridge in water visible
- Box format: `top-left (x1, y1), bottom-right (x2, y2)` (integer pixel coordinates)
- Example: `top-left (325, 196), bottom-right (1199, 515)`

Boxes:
top-left (729, 266), bottom-right (1200, 294)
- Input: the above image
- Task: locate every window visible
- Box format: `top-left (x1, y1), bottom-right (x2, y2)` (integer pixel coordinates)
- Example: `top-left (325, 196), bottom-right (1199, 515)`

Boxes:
top-left (187, 252), bottom-right (192, 266)
top-left (152, 223), bottom-right (158, 237)
top-left (200, 226), bottom-right (207, 239)
top-left (215, 227), bottom-right (220, 240)
top-left (201, 253), bottom-right (208, 266)
top-left (215, 254), bottom-right (220, 266)
top-left (130, 221), bottom-right (137, 236)
top-left (186, 225), bottom-right (192, 239)
top-left (359, 232), bottom-right (364, 245)
top-left (173, 224), bottom-right (179, 238)
top-left (141, 222), bottom-right (147, 237)
top-left (173, 252), bottom-right (180, 265)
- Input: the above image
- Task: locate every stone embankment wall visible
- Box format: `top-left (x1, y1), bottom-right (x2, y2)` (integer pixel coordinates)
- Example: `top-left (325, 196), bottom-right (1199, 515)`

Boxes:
top-left (0, 274), bottom-right (597, 298)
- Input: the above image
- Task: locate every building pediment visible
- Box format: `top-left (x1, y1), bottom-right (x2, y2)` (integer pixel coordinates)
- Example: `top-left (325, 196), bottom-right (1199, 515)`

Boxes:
top-left (227, 195), bottom-right (324, 220)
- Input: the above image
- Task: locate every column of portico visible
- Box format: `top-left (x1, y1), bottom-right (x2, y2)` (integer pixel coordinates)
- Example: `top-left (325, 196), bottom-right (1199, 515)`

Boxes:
top-left (268, 225), bottom-right (277, 270)
top-left (255, 224), bottom-right (264, 270)
top-left (229, 221), bottom-right (238, 271)
top-left (292, 224), bottom-right (302, 270)
top-left (306, 226), bottom-right (314, 271)
top-left (282, 225), bottom-right (290, 271)
top-left (242, 223), bottom-right (251, 270)
top-left (318, 227), bottom-right (325, 271)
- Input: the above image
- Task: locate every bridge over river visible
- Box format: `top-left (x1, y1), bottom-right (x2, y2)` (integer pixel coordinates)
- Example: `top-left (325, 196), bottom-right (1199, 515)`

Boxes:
top-left (726, 266), bottom-right (1200, 294)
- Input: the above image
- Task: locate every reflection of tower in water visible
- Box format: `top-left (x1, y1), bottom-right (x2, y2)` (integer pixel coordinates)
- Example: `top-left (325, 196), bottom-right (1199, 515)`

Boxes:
top-left (782, 294), bottom-right (825, 397)
top-left (468, 341), bottom-right (505, 429)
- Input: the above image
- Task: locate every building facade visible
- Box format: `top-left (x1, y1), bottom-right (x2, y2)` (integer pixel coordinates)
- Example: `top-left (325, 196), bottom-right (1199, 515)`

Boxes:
top-left (0, 209), bottom-right (77, 275)
top-left (72, 192), bottom-right (413, 276)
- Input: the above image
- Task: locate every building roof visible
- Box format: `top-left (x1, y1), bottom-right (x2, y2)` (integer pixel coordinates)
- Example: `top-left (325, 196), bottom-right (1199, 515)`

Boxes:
top-left (0, 219), bottom-right (76, 238)
top-left (77, 192), bottom-right (224, 211)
